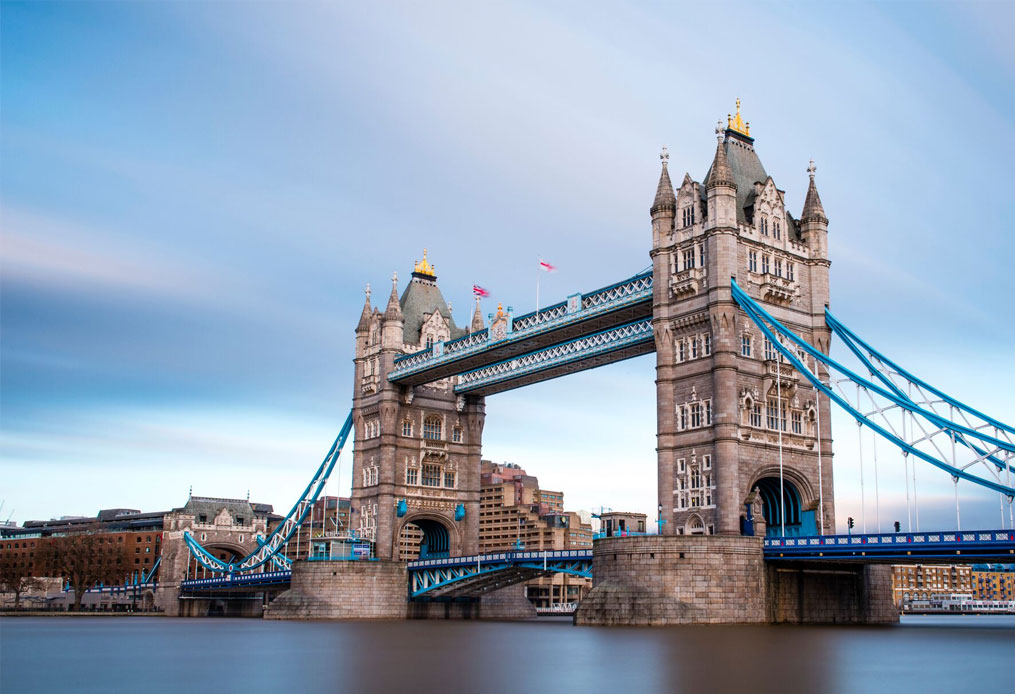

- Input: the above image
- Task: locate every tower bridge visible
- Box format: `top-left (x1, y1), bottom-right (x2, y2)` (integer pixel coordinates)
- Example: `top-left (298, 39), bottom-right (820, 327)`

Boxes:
top-left (157, 101), bottom-right (1014, 625)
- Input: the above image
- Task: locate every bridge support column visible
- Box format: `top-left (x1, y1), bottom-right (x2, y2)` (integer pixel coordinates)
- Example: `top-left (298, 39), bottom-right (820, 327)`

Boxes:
top-left (766, 563), bottom-right (898, 624)
top-left (407, 584), bottom-right (537, 620)
top-left (576, 535), bottom-right (767, 626)
top-left (264, 560), bottom-right (408, 620)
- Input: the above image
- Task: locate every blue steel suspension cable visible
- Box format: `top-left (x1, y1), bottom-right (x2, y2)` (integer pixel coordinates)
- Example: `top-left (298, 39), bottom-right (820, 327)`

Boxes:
top-left (730, 280), bottom-right (1015, 496)
top-left (825, 311), bottom-right (1014, 475)
top-left (183, 411), bottom-right (354, 574)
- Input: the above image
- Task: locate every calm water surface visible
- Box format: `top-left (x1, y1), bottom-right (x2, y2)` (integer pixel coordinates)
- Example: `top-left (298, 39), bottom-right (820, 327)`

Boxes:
top-left (2, 615), bottom-right (1013, 693)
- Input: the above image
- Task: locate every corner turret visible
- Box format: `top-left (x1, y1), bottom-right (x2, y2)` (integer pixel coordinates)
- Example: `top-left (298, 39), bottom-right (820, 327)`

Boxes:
top-left (705, 121), bottom-right (737, 229)
top-left (651, 147), bottom-right (677, 249)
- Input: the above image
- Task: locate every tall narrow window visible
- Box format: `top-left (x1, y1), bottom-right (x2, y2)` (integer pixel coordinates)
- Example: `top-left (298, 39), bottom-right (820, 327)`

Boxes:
top-left (774, 219), bottom-right (781, 240)
top-left (401, 420), bottom-right (413, 437)
top-left (741, 335), bottom-right (752, 357)
top-left (787, 262), bottom-right (795, 281)
top-left (682, 248), bottom-right (695, 270)
top-left (452, 427), bottom-right (463, 443)
top-left (704, 399), bottom-right (712, 426)
top-left (690, 403), bottom-right (702, 428)
top-left (762, 255), bottom-right (770, 274)
top-left (750, 403), bottom-right (762, 427)
top-left (691, 337), bottom-right (699, 359)
top-left (703, 334), bottom-right (712, 356)
top-left (426, 335), bottom-right (434, 349)
top-left (406, 468), bottom-right (418, 485)
top-left (767, 400), bottom-right (779, 430)
top-left (761, 217), bottom-right (769, 236)
top-left (775, 259), bottom-right (783, 277)
top-left (679, 406), bottom-right (688, 430)
top-left (748, 250), bottom-right (758, 273)
top-left (764, 337), bottom-right (777, 361)
top-left (444, 471), bottom-right (456, 488)
top-left (699, 243), bottom-right (707, 267)
top-left (422, 464), bottom-right (441, 487)
top-left (791, 410), bottom-right (802, 434)
top-left (423, 416), bottom-right (442, 441)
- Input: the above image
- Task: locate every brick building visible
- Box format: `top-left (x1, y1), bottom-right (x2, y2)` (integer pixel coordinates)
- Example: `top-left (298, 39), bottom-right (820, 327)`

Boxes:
top-left (478, 461), bottom-right (593, 608)
top-left (971, 564), bottom-right (1015, 601)
top-left (890, 564), bottom-right (972, 605)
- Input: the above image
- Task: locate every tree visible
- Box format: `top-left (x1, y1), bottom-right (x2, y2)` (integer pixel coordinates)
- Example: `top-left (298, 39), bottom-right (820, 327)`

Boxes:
top-left (0, 555), bottom-right (42, 609)
top-left (36, 527), bottom-right (131, 611)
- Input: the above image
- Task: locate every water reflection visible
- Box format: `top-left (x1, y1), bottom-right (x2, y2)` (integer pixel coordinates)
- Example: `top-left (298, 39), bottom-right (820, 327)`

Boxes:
top-left (2, 615), bottom-right (1013, 693)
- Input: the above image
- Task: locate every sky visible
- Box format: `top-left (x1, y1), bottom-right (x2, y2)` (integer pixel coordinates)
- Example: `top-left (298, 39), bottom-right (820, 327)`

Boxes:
top-left (2, 1), bottom-right (1013, 533)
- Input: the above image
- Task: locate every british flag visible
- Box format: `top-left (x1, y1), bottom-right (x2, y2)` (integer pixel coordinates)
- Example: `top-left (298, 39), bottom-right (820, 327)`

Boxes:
top-left (472, 284), bottom-right (490, 298)
top-left (538, 259), bottom-right (557, 273)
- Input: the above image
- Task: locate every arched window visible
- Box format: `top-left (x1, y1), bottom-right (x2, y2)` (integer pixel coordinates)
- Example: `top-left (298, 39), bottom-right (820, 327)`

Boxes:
top-left (686, 516), bottom-right (705, 535)
top-left (423, 415), bottom-right (442, 441)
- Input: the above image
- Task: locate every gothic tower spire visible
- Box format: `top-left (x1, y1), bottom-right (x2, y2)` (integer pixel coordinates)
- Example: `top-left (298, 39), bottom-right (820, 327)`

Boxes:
top-left (801, 159), bottom-right (827, 223)
top-left (470, 296), bottom-right (485, 333)
top-left (651, 146), bottom-right (676, 214)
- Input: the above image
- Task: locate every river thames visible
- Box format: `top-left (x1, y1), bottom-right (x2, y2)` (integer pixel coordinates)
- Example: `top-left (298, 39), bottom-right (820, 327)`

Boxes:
top-left (2, 615), bottom-right (1013, 693)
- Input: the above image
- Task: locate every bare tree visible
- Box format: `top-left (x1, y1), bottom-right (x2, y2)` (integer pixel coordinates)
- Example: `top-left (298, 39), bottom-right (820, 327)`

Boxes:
top-left (0, 555), bottom-right (43, 609)
top-left (36, 527), bottom-right (131, 611)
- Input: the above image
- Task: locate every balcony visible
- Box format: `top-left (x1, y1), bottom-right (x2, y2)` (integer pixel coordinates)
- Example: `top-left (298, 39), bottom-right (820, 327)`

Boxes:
top-left (760, 274), bottom-right (797, 305)
top-left (671, 267), bottom-right (707, 299)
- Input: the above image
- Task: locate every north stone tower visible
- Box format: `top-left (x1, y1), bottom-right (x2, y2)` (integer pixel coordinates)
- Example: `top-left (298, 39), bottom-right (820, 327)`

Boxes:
top-left (351, 252), bottom-right (485, 560)
top-left (651, 101), bottom-right (834, 538)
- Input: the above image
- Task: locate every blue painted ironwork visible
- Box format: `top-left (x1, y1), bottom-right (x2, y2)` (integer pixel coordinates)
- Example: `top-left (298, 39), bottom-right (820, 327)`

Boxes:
top-left (183, 411), bottom-right (354, 574)
top-left (455, 318), bottom-right (653, 394)
top-left (180, 570), bottom-right (292, 592)
top-left (730, 280), bottom-right (1015, 497)
top-left (389, 271), bottom-right (652, 382)
top-left (764, 530), bottom-right (1015, 563)
top-left (407, 549), bottom-right (592, 598)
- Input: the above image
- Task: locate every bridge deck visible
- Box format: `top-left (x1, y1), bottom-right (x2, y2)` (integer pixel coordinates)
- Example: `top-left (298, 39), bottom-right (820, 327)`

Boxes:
top-left (388, 272), bottom-right (651, 387)
top-left (764, 530), bottom-right (1015, 563)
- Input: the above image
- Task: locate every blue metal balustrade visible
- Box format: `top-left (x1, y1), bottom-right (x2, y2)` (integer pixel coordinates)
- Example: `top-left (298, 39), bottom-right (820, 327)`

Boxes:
top-left (407, 550), bottom-right (592, 599)
top-left (764, 530), bottom-right (1015, 563)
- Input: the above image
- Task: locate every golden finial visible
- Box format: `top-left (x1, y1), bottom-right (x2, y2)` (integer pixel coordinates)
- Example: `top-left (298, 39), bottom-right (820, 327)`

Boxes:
top-left (413, 249), bottom-right (436, 277)
top-left (495, 302), bottom-right (504, 318)
top-left (727, 98), bottom-right (749, 137)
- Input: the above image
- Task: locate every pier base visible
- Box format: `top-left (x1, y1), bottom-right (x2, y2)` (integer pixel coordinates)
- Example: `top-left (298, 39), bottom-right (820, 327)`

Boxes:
top-left (574, 535), bottom-right (898, 626)
top-left (264, 560), bottom-right (408, 620)
top-left (407, 584), bottom-right (537, 620)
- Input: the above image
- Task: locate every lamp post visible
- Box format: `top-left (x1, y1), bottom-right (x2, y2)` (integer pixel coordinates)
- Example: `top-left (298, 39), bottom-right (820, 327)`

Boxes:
top-left (656, 503), bottom-right (667, 535)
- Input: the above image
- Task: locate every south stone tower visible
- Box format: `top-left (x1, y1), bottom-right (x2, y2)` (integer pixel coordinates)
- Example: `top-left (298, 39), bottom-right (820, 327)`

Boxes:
top-left (351, 251), bottom-right (485, 560)
top-left (651, 101), bottom-right (834, 538)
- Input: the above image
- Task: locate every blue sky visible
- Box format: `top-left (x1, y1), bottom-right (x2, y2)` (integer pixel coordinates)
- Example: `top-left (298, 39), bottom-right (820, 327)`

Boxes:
top-left (2, 1), bottom-right (1013, 531)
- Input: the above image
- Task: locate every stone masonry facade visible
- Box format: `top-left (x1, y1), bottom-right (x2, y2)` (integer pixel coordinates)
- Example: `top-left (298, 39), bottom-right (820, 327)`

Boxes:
top-left (650, 103), bottom-right (835, 538)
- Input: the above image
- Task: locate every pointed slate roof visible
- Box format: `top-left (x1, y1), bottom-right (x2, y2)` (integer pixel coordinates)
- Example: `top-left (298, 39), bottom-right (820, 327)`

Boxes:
top-left (470, 296), bottom-right (485, 333)
top-left (356, 285), bottom-right (373, 333)
top-left (399, 268), bottom-right (465, 345)
top-left (651, 148), bottom-right (676, 214)
top-left (384, 274), bottom-right (402, 321)
top-left (801, 160), bottom-right (827, 223)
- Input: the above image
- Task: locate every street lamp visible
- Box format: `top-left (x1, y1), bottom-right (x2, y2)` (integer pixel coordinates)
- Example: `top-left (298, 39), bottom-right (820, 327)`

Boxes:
top-left (657, 504), bottom-right (667, 535)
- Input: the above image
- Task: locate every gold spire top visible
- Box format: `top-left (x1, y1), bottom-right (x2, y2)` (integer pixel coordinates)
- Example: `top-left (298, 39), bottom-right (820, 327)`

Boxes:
top-left (726, 98), bottom-right (751, 137)
top-left (413, 249), bottom-right (436, 278)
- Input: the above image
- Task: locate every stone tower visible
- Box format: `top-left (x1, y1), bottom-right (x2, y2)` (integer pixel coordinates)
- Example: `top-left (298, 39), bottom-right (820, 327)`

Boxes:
top-left (652, 102), bottom-right (834, 537)
top-left (351, 251), bottom-right (485, 560)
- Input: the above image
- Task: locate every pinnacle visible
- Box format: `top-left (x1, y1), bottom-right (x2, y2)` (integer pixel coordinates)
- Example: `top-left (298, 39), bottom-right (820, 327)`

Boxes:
top-left (356, 284), bottom-right (372, 332)
top-left (650, 146), bottom-right (676, 215)
top-left (802, 159), bottom-right (827, 223)
top-left (470, 296), bottom-right (485, 333)
top-left (383, 272), bottom-right (402, 320)
top-left (705, 125), bottom-right (735, 190)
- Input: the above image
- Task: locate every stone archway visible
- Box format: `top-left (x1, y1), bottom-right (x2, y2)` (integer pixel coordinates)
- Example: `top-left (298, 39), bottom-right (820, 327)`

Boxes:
top-left (752, 476), bottom-right (817, 538)
top-left (397, 514), bottom-right (458, 561)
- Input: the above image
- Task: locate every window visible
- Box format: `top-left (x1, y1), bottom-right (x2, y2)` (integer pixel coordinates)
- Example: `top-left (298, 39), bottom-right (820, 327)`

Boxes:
top-left (690, 403), bottom-right (701, 428)
top-left (401, 420), bottom-right (413, 437)
top-left (703, 454), bottom-right (712, 470)
top-left (762, 254), bottom-right (770, 274)
top-left (444, 472), bottom-right (456, 488)
top-left (767, 401), bottom-right (779, 430)
top-left (452, 427), bottom-right (463, 443)
top-left (741, 334), bottom-right (752, 357)
top-left (682, 248), bottom-right (695, 270)
top-left (691, 337), bottom-right (699, 359)
top-left (679, 406), bottom-right (687, 430)
top-left (773, 219), bottom-right (781, 240)
top-left (748, 250), bottom-right (758, 273)
top-left (699, 244), bottom-right (707, 268)
top-left (422, 464), bottom-right (441, 487)
top-left (774, 259), bottom-right (782, 277)
top-left (703, 334), bottom-right (711, 356)
top-left (426, 336), bottom-right (434, 349)
top-left (691, 467), bottom-right (702, 490)
top-left (750, 403), bottom-right (762, 427)
top-left (198, 515), bottom-right (208, 524)
top-left (787, 262), bottom-right (794, 281)
top-left (792, 410), bottom-right (802, 434)
top-left (704, 399), bottom-right (712, 426)
top-left (682, 205), bottom-right (695, 227)
top-left (678, 458), bottom-right (686, 473)
top-left (406, 468), bottom-right (418, 485)
top-left (764, 337), bottom-right (777, 361)
top-left (678, 341), bottom-right (686, 362)
top-left (761, 216), bottom-right (769, 236)
top-left (423, 415), bottom-right (442, 441)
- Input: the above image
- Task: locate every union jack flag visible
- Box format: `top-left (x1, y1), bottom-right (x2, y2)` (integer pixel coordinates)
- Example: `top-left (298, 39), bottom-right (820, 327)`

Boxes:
top-left (538, 259), bottom-right (557, 273)
top-left (472, 285), bottom-right (490, 298)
